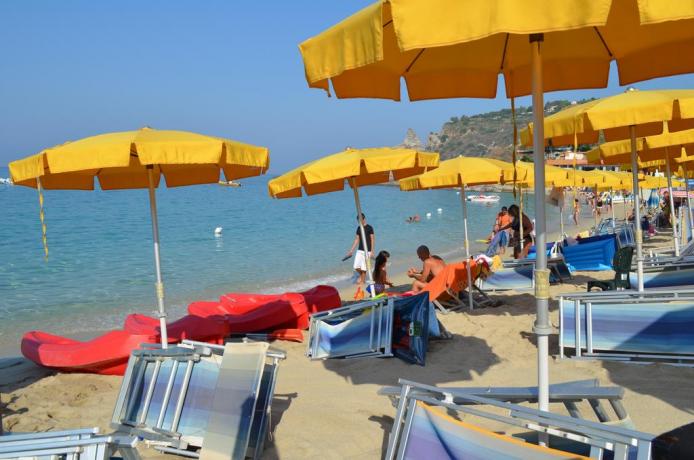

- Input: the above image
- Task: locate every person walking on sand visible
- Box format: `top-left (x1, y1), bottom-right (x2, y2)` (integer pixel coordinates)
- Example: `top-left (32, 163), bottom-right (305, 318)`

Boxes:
top-left (572, 198), bottom-right (580, 226)
top-left (345, 213), bottom-right (375, 299)
top-left (408, 245), bottom-right (446, 292)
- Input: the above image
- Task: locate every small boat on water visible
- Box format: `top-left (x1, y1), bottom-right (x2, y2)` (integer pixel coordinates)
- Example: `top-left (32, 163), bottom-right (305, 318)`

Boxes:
top-left (466, 194), bottom-right (501, 203)
top-left (218, 180), bottom-right (241, 187)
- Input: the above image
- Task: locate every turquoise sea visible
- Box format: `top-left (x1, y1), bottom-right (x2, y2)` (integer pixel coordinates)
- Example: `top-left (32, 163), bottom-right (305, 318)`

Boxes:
top-left (0, 166), bottom-right (569, 354)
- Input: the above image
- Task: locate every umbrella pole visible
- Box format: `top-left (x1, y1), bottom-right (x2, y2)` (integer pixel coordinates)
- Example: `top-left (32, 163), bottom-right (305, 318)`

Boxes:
top-left (519, 187), bottom-right (524, 253)
top-left (351, 178), bottom-right (375, 297)
top-left (559, 204), bottom-right (564, 239)
top-left (531, 34), bottom-right (551, 416)
top-left (629, 126), bottom-right (644, 292)
top-left (147, 166), bottom-right (168, 348)
top-left (686, 169), bottom-right (694, 240)
top-left (593, 186), bottom-right (598, 229)
top-left (665, 150), bottom-right (680, 257)
top-left (460, 184), bottom-right (474, 310)
top-left (611, 188), bottom-right (616, 229)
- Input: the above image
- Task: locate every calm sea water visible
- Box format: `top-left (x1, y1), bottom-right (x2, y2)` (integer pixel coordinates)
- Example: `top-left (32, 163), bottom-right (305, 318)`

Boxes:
top-left (0, 166), bottom-right (569, 354)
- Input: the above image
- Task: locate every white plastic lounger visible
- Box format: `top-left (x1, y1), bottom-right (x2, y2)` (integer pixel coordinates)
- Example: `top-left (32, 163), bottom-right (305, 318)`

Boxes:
top-left (111, 340), bottom-right (285, 459)
top-left (0, 428), bottom-right (140, 460)
top-left (384, 379), bottom-right (654, 460)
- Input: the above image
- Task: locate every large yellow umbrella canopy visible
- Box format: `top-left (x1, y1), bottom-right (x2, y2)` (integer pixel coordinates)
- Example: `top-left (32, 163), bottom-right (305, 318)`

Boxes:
top-left (399, 156), bottom-right (514, 190)
top-left (586, 128), bottom-right (694, 165)
top-left (399, 156), bottom-right (514, 309)
top-left (300, 1), bottom-right (694, 100)
top-left (9, 127), bottom-right (269, 190)
top-left (268, 147), bottom-right (438, 198)
top-left (297, 0), bottom-right (694, 417)
top-left (521, 89), bottom-right (694, 147)
top-left (268, 147), bottom-right (439, 297)
top-left (9, 127), bottom-right (270, 347)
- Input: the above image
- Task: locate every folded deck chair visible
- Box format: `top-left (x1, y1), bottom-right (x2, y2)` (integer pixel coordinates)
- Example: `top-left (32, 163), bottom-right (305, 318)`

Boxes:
top-left (560, 289), bottom-right (694, 364)
top-left (111, 340), bottom-right (285, 459)
top-left (504, 253), bottom-right (573, 283)
top-left (384, 379), bottom-right (654, 460)
top-left (0, 428), bottom-right (140, 460)
top-left (476, 264), bottom-right (535, 291)
top-left (306, 294), bottom-right (432, 365)
top-left (587, 246), bottom-right (634, 291)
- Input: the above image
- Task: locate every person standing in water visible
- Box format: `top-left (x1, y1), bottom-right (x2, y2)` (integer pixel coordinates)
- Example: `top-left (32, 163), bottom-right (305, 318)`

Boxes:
top-left (498, 204), bottom-right (533, 259)
top-left (345, 213), bottom-right (375, 299)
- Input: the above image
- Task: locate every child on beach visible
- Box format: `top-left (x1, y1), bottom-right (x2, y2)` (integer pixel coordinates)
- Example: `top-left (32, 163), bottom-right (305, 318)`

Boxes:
top-left (373, 250), bottom-right (393, 295)
top-left (573, 198), bottom-right (580, 225)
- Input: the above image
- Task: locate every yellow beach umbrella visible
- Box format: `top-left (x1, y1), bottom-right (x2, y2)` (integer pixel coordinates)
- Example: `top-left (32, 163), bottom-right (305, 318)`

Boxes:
top-left (400, 156), bottom-right (515, 308)
top-left (299, 0), bottom-right (694, 416)
top-left (9, 127), bottom-right (270, 347)
top-left (269, 147), bottom-right (439, 296)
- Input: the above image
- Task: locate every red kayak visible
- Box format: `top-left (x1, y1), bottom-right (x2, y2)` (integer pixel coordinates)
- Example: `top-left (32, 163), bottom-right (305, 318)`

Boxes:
top-left (189, 292), bottom-right (310, 331)
top-left (123, 313), bottom-right (229, 344)
top-left (299, 285), bottom-right (341, 313)
top-left (21, 330), bottom-right (155, 376)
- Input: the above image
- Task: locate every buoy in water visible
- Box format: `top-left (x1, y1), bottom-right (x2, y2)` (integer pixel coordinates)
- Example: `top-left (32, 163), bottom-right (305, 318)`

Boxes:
top-left (426, 212), bottom-right (432, 219)
top-left (437, 208), bottom-right (443, 213)
top-left (214, 226), bottom-right (223, 237)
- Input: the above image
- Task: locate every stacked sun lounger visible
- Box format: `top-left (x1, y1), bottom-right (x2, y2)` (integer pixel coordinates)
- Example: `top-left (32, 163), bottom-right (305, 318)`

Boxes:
top-left (0, 428), bottom-right (140, 460)
top-left (382, 379), bottom-right (654, 460)
top-left (110, 340), bottom-right (286, 459)
top-left (559, 289), bottom-right (694, 364)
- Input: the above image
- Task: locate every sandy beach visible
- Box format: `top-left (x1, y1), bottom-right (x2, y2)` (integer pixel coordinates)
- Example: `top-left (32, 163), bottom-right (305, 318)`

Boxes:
top-left (3, 219), bottom-right (693, 458)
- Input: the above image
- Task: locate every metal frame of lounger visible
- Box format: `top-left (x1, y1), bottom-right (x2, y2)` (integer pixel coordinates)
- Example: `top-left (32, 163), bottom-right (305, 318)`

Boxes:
top-left (0, 428), bottom-right (140, 460)
top-left (384, 379), bottom-right (654, 460)
top-left (559, 289), bottom-right (694, 365)
top-left (504, 253), bottom-right (573, 283)
top-left (378, 379), bottom-right (632, 427)
top-left (306, 297), bottom-right (394, 360)
top-left (110, 340), bottom-right (285, 459)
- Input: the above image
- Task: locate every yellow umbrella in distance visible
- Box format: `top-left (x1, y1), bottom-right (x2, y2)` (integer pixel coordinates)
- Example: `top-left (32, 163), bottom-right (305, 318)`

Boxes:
top-left (399, 156), bottom-right (516, 309)
top-left (269, 147), bottom-right (439, 297)
top-left (9, 127), bottom-right (270, 347)
top-left (298, 0), bottom-right (694, 416)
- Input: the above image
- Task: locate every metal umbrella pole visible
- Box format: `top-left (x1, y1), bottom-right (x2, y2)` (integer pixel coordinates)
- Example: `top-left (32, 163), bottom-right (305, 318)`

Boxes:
top-left (519, 186), bottom-right (524, 253)
top-left (629, 126), bottom-right (645, 292)
top-left (665, 149), bottom-right (680, 257)
top-left (146, 166), bottom-right (169, 348)
top-left (351, 178), bottom-right (375, 297)
top-left (593, 186), bottom-right (599, 229)
top-left (460, 183), bottom-right (475, 309)
top-left (530, 34), bottom-right (551, 414)
top-left (686, 166), bottom-right (694, 240)
top-left (610, 188), bottom-right (616, 229)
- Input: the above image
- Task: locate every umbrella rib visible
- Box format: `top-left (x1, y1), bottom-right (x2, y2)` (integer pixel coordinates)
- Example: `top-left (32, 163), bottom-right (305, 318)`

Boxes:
top-left (593, 27), bottom-right (613, 57)
top-left (405, 48), bottom-right (426, 73)
top-left (499, 33), bottom-right (510, 71)
top-left (382, 19), bottom-right (393, 28)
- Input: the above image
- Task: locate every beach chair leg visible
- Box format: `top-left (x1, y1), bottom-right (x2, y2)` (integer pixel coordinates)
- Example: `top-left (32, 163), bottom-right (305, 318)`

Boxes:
top-left (433, 300), bottom-right (450, 314)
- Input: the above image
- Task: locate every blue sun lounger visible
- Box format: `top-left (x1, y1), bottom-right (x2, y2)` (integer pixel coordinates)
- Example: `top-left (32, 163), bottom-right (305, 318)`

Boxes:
top-left (0, 428), bottom-right (140, 460)
top-left (560, 289), bottom-right (694, 364)
top-left (110, 340), bottom-right (285, 459)
top-left (563, 234), bottom-right (618, 271)
top-left (384, 380), bottom-right (653, 460)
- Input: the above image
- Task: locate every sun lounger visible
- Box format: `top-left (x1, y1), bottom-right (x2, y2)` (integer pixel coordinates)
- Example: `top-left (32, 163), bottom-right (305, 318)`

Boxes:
top-left (110, 340), bottom-right (285, 459)
top-left (504, 253), bottom-right (573, 283)
top-left (379, 379), bottom-right (633, 427)
top-left (0, 428), bottom-right (140, 460)
top-left (476, 264), bottom-right (535, 291)
top-left (420, 260), bottom-right (497, 311)
top-left (306, 293), bottom-right (432, 365)
top-left (633, 265), bottom-right (694, 288)
top-left (563, 234), bottom-right (617, 271)
top-left (560, 289), bottom-right (694, 364)
top-left (383, 379), bottom-right (654, 460)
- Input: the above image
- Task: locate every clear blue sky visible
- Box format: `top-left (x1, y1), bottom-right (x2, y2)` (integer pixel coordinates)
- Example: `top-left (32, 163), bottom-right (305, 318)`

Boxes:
top-left (1, 1), bottom-right (693, 172)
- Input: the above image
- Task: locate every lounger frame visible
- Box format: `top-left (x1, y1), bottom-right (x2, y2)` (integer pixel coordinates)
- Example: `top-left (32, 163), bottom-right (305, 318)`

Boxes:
top-left (110, 340), bottom-right (285, 459)
top-left (0, 428), bottom-right (140, 460)
top-left (306, 297), bottom-right (394, 360)
top-left (384, 379), bottom-right (653, 460)
top-left (559, 289), bottom-right (694, 365)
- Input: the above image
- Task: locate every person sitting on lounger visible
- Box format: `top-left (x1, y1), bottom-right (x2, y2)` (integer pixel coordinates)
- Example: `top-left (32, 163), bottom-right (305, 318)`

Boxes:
top-left (407, 245), bottom-right (446, 292)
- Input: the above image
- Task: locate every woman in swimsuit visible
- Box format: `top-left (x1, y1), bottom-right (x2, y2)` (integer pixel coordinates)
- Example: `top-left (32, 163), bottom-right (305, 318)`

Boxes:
top-left (373, 250), bottom-right (393, 295)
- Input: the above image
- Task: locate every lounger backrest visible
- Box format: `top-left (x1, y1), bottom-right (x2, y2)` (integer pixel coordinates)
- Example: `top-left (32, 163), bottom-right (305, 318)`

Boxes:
top-left (422, 261), bottom-right (476, 301)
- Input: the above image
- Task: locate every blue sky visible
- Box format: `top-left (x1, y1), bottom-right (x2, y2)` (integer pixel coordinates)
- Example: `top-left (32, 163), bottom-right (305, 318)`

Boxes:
top-left (1, 1), bottom-right (694, 172)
